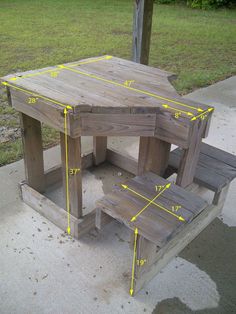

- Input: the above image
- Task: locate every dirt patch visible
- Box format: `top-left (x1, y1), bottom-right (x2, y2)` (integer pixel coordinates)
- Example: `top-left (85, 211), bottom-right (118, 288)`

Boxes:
top-left (0, 126), bottom-right (21, 144)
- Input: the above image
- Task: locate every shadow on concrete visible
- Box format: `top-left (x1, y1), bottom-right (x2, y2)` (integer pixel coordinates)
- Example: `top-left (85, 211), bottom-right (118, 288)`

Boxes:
top-left (153, 218), bottom-right (236, 314)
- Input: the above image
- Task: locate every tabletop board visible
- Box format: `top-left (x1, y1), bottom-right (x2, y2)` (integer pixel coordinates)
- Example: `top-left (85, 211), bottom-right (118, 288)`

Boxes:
top-left (1, 56), bottom-right (211, 117)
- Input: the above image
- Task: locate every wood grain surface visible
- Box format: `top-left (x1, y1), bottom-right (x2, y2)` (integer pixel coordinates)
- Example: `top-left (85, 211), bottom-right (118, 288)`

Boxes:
top-left (169, 142), bottom-right (236, 192)
top-left (1, 56), bottom-right (213, 145)
top-left (96, 172), bottom-right (208, 246)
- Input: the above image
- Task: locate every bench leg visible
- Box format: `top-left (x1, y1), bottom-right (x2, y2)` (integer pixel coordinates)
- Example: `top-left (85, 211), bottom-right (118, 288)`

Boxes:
top-left (130, 232), bottom-right (157, 296)
top-left (20, 113), bottom-right (45, 193)
top-left (95, 208), bottom-right (113, 230)
top-left (93, 136), bottom-right (107, 165)
top-left (130, 193), bottom-right (226, 295)
top-left (212, 184), bottom-right (229, 207)
top-left (60, 133), bottom-right (82, 219)
top-left (138, 137), bottom-right (171, 176)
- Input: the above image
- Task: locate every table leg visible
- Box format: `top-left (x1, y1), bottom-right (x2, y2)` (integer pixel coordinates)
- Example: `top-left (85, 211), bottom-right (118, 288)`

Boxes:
top-left (176, 120), bottom-right (206, 188)
top-left (20, 113), bottom-right (45, 193)
top-left (138, 137), bottom-right (171, 176)
top-left (93, 136), bottom-right (107, 165)
top-left (60, 133), bottom-right (82, 219)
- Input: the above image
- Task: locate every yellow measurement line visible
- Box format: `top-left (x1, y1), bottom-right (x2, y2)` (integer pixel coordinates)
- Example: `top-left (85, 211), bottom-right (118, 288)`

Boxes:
top-left (59, 65), bottom-right (204, 112)
top-left (1, 82), bottom-right (72, 109)
top-left (121, 184), bottom-right (185, 222)
top-left (129, 183), bottom-right (171, 222)
top-left (9, 69), bottom-right (62, 81)
top-left (8, 56), bottom-right (112, 80)
top-left (130, 227), bottom-right (138, 296)
top-left (162, 104), bottom-right (194, 116)
top-left (191, 108), bottom-right (214, 121)
top-left (64, 108), bottom-right (71, 235)
top-left (69, 55), bottom-right (113, 67)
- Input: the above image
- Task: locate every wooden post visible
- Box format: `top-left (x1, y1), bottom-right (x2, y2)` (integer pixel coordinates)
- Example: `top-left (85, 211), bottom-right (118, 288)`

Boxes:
top-left (60, 133), bottom-right (82, 219)
top-left (212, 184), bottom-right (229, 206)
top-left (93, 136), bottom-right (107, 165)
top-left (20, 113), bottom-right (45, 193)
top-left (176, 120), bottom-right (206, 188)
top-left (133, 1), bottom-right (158, 177)
top-left (132, 0), bottom-right (154, 65)
top-left (138, 137), bottom-right (171, 176)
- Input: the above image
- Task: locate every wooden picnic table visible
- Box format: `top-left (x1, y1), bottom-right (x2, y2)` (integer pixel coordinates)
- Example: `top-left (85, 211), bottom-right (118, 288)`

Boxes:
top-left (1, 55), bottom-right (213, 236)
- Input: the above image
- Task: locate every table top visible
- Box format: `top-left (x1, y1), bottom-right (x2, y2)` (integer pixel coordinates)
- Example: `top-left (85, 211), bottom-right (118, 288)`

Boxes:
top-left (1, 56), bottom-right (214, 146)
top-left (1, 55), bottom-right (212, 118)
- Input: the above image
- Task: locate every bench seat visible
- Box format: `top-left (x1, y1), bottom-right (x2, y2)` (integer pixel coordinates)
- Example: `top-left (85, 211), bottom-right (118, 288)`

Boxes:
top-left (95, 143), bottom-right (236, 295)
top-left (96, 172), bottom-right (208, 247)
top-left (168, 143), bottom-right (236, 193)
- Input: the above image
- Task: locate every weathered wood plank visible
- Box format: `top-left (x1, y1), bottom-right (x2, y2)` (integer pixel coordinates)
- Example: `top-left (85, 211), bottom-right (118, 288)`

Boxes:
top-left (93, 136), bottom-right (107, 165)
top-left (132, 191), bottom-right (227, 295)
top-left (107, 148), bottom-right (138, 175)
top-left (2, 56), bottom-right (210, 116)
top-left (138, 137), bottom-right (171, 176)
top-left (21, 182), bottom-right (80, 238)
top-left (11, 88), bottom-right (67, 133)
top-left (12, 82), bottom-right (193, 145)
top-left (132, 172), bottom-right (207, 215)
top-left (176, 119), bottom-right (207, 187)
top-left (155, 111), bottom-right (191, 149)
top-left (78, 112), bottom-right (191, 148)
top-left (80, 113), bottom-right (156, 136)
top-left (212, 184), bottom-right (229, 206)
top-left (96, 172), bottom-right (207, 246)
top-left (95, 208), bottom-right (113, 230)
top-left (20, 182), bottom-right (100, 239)
top-left (201, 143), bottom-right (236, 168)
top-left (97, 56), bottom-right (176, 79)
top-left (60, 133), bottom-right (82, 219)
top-left (169, 143), bottom-right (236, 192)
top-left (82, 58), bottom-right (179, 96)
top-left (20, 113), bottom-right (45, 193)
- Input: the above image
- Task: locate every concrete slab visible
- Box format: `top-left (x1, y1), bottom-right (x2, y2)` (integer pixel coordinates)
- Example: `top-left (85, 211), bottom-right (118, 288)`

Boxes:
top-left (0, 78), bottom-right (236, 314)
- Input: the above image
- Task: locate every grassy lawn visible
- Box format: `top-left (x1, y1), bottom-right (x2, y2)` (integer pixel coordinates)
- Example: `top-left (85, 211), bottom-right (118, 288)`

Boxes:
top-left (0, 0), bottom-right (235, 166)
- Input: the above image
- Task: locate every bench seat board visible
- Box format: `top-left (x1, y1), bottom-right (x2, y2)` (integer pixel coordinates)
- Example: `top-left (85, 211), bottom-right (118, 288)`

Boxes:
top-left (169, 143), bottom-right (236, 192)
top-left (96, 172), bottom-right (208, 247)
top-left (201, 143), bottom-right (236, 168)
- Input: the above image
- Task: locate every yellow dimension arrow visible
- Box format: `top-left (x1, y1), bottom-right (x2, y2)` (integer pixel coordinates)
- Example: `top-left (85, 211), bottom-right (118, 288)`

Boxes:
top-left (121, 184), bottom-right (185, 222)
top-left (64, 108), bottom-right (71, 235)
top-left (9, 69), bottom-right (63, 81)
top-left (1, 82), bottom-right (72, 110)
top-left (69, 55), bottom-right (113, 67)
top-left (191, 107), bottom-right (214, 121)
top-left (58, 65), bottom-right (204, 112)
top-left (8, 56), bottom-right (113, 80)
top-left (130, 227), bottom-right (138, 296)
top-left (162, 104), bottom-right (194, 116)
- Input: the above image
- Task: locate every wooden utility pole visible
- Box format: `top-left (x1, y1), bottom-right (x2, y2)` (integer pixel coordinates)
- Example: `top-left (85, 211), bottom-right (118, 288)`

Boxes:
top-left (132, 0), bottom-right (154, 65)
top-left (133, 1), bottom-right (170, 178)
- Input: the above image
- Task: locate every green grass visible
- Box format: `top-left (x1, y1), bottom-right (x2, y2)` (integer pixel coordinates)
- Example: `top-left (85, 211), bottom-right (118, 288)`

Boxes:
top-left (0, 0), bottom-right (235, 166)
top-left (0, 139), bottom-right (22, 166)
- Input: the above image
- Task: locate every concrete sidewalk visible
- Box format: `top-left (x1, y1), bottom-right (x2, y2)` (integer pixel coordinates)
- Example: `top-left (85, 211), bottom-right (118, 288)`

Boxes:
top-left (0, 77), bottom-right (235, 314)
